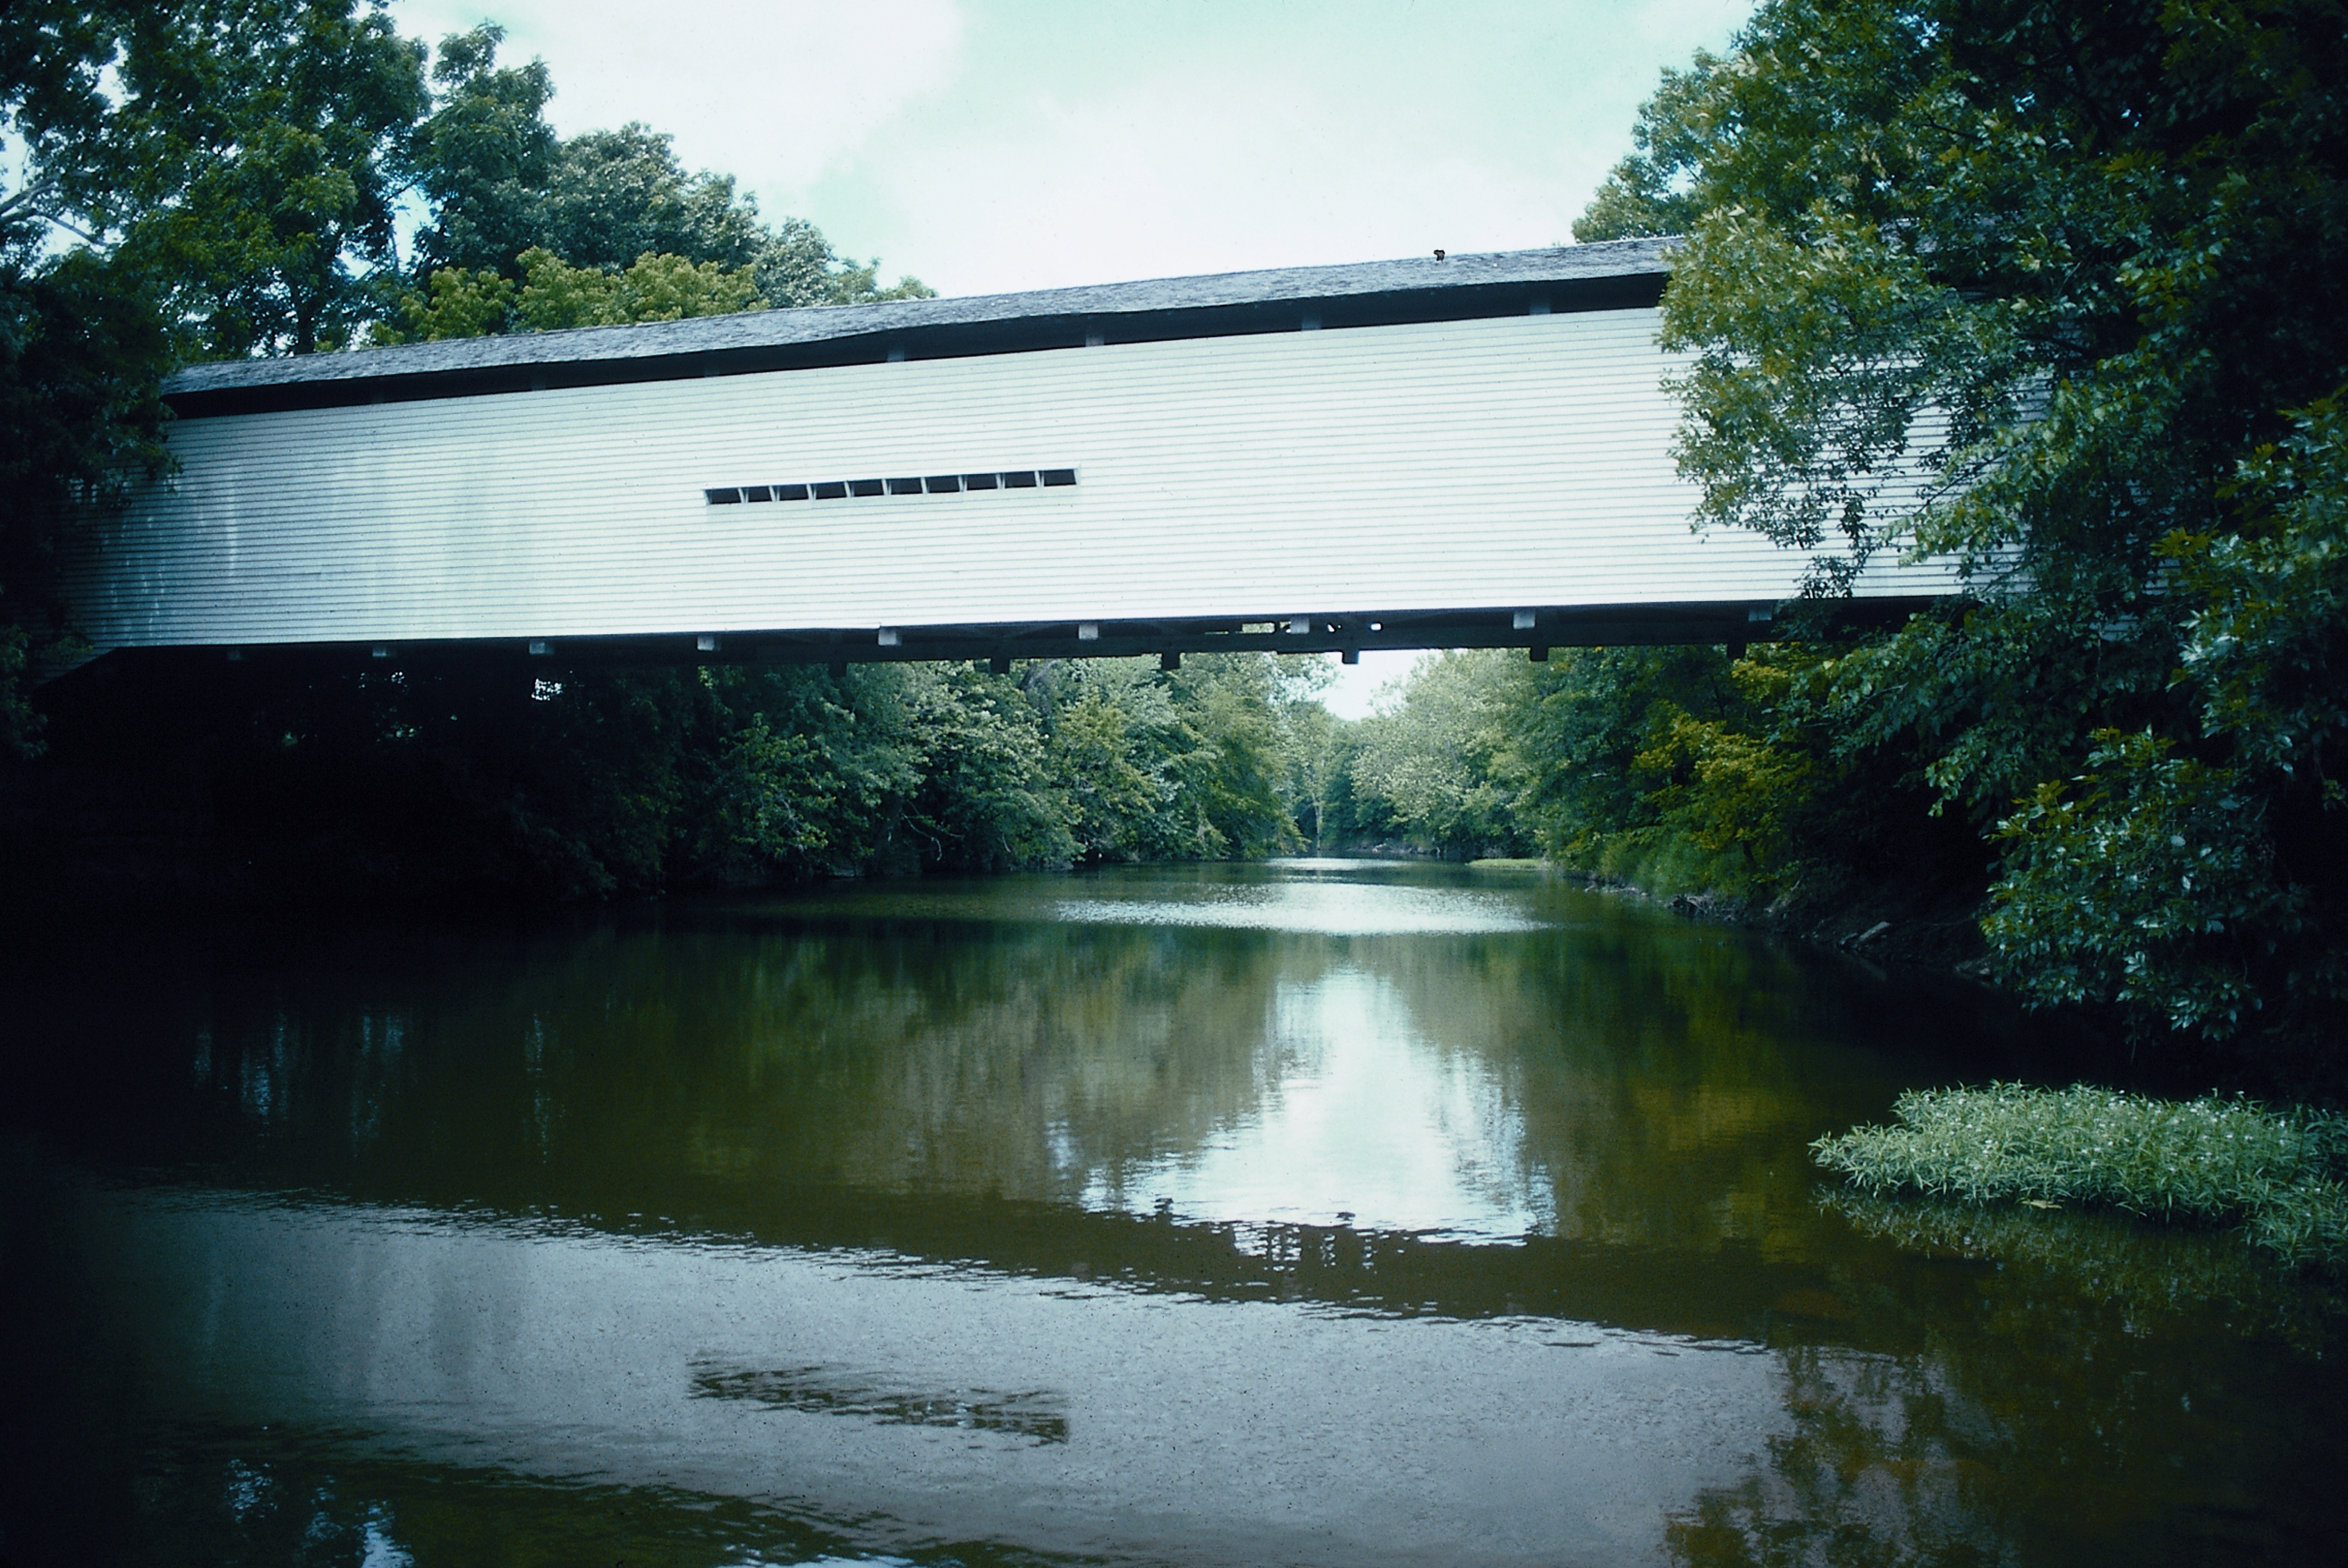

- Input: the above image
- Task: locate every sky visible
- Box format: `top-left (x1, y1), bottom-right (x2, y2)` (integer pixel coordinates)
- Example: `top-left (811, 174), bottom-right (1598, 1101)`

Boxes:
top-left (386, 0), bottom-right (1754, 716)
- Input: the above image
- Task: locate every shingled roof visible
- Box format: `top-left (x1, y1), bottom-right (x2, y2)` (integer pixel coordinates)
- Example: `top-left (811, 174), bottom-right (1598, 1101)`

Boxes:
top-left (164, 236), bottom-right (1676, 416)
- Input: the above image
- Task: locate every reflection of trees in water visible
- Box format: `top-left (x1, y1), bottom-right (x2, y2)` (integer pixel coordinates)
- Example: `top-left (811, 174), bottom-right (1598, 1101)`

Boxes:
top-left (1669, 1344), bottom-right (2016, 1568)
top-left (1365, 924), bottom-right (1986, 1259)
top-left (1667, 1199), bottom-right (2348, 1568)
top-left (52, 897), bottom-right (2022, 1309)
top-left (1824, 1193), bottom-right (2346, 1354)
top-left (744, 923), bottom-right (1309, 1200)
top-left (155, 918), bottom-right (1309, 1217)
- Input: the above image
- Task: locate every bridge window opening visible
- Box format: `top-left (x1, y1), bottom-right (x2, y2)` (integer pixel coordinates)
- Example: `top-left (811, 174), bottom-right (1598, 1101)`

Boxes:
top-left (708, 470), bottom-right (1074, 504)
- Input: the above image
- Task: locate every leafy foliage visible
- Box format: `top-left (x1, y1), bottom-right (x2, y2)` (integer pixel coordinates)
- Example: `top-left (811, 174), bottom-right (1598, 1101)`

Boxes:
top-left (1344, 652), bottom-right (1534, 859)
top-left (1, 5), bottom-right (179, 755)
top-left (0, 251), bottom-right (173, 756)
top-left (377, 246), bottom-right (764, 341)
top-left (1574, 0), bottom-right (2348, 1052)
top-left (397, 26), bottom-right (929, 328)
top-left (74, 0), bottom-right (429, 358)
top-left (113, 654), bottom-right (1314, 902)
top-left (1332, 647), bottom-right (1932, 900)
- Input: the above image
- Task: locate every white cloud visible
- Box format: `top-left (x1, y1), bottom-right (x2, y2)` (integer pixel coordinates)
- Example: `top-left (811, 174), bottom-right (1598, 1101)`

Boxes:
top-left (825, 64), bottom-right (1581, 292)
top-left (394, 0), bottom-right (966, 207)
top-left (390, 0), bottom-right (1753, 293)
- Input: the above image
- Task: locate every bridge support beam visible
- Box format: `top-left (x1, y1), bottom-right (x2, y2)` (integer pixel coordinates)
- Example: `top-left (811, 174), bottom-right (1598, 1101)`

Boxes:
top-left (85, 598), bottom-right (1939, 683)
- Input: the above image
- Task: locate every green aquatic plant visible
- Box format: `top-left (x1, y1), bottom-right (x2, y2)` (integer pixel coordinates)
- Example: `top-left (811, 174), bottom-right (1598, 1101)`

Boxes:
top-left (1811, 1084), bottom-right (2348, 1266)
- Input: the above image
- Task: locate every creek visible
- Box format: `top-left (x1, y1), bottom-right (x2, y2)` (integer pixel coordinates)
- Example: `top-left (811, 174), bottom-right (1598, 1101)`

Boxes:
top-left (3, 859), bottom-right (2341, 1565)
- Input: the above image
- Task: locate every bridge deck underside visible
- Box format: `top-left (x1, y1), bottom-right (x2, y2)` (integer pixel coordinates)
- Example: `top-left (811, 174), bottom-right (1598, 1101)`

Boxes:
top-left (143, 597), bottom-right (1935, 678)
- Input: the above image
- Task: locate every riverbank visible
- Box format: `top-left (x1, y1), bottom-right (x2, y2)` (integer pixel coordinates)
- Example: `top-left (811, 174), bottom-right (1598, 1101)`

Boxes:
top-left (1493, 860), bottom-right (1993, 977)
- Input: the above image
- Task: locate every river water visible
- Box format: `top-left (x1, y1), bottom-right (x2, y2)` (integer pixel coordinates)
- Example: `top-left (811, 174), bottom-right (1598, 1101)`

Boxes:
top-left (2, 859), bottom-right (2341, 1566)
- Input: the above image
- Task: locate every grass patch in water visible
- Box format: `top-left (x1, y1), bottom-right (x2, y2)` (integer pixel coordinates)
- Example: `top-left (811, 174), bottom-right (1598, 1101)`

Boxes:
top-left (1811, 1083), bottom-right (2348, 1267)
top-left (1467, 857), bottom-right (1546, 870)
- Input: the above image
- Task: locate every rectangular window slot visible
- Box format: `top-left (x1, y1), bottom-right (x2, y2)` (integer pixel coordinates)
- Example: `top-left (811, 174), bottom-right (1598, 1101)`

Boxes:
top-left (709, 468), bottom-right (1072, 504)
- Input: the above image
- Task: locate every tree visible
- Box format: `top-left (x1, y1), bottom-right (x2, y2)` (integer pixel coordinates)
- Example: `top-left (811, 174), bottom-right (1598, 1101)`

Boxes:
top-left (0, 253), bottom-right (173, 756)
top-left (2, 3), bottom-right (177, 754)
top-left (405, 22), bottom-right (555, 282)
top-left (1349, 652), bottom-right (1530, 859)
top-left (1584, 0), bottom-right (2348, 1054)
top-left (72, 0), bottom-right (428, 357)
top-left (403, 29), bottom-right (930, 323)
top-left (377, 246), bottom-right (764, 341)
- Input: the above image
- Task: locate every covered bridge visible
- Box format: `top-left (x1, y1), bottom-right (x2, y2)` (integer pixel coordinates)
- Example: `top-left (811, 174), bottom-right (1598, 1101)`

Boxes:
top-left (60, 237), bottom-right (1953, 671)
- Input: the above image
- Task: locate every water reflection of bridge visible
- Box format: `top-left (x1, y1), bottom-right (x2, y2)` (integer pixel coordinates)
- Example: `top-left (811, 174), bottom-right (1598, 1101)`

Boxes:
top-left (63, 239), bottom-right (1952, 675)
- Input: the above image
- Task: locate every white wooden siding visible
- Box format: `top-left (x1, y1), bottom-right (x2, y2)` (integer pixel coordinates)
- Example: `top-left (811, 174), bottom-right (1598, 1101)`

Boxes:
top-left (62, 308), bottom-right (1959, 648)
